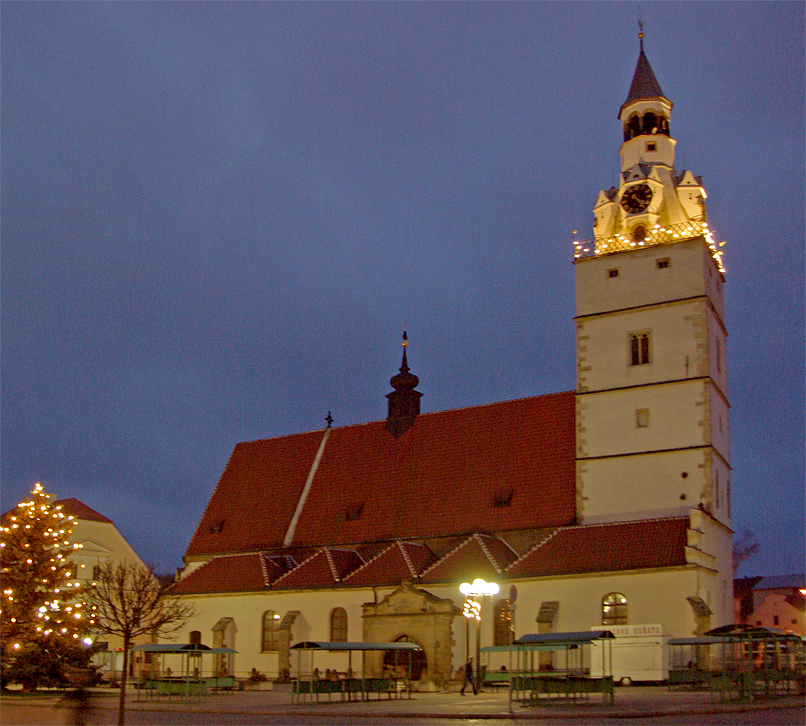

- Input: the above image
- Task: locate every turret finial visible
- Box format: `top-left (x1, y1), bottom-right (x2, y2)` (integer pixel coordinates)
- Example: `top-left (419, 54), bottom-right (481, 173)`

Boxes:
top-left (385, 330), bottom-right (422, 438)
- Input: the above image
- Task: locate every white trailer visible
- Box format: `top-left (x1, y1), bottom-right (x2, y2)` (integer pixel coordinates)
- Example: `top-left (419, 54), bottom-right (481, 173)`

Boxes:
top-left (590, 624), bottom-right (669, 684)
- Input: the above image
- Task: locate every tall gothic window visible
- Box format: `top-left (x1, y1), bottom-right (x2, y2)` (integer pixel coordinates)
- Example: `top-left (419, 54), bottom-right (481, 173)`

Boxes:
top-left (602, 593), bottom-right (628, 625)
top-left (493, 599), bottom-right (514, 646)
top-left (262, 610), bottom-right (281, 652)
top-left (330, 607), bottom-right (348, 642)
top-left (630, 332), bottom-right (651, 366)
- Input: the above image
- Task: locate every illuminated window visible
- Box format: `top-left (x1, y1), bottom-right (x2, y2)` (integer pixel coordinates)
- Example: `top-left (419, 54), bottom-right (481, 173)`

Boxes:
top-left (262, 610), bottom-right (281, 652)
top-left (630, 333), bottom-right (651, 366)
top-left (493, 599), bottom-right (514, 646)
top-left (602, 593), bottom-right (628, 625)
top-left (330, 607), bottom-right (348, 642)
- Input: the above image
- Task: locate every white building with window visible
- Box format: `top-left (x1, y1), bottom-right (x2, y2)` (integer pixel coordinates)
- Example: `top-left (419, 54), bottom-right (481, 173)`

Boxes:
top-left (172, 40), bottom-right (733, 686)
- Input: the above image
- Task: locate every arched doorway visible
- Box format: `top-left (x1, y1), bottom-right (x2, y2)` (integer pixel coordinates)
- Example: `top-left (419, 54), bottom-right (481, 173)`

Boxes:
top-left (383, 635), bottom-right (427, 681)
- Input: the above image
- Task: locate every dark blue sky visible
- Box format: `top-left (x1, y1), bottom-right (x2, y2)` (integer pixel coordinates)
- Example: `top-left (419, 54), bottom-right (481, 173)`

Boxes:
top-left (2, 3), bottom-right (803, 577)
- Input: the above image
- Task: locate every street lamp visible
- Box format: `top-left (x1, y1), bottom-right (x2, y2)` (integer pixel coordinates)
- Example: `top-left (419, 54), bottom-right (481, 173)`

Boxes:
top-left (459, 579), bottom-right (499, 692)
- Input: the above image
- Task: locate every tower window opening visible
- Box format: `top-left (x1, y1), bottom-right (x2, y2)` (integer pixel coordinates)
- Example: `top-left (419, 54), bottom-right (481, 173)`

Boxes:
top-left (642, 112), bottom-right (659, 135)
top-left (625, 114), bottom-right (641, 141)
top-left (632, 226), bottom-right (647, 243)
top-left (657, 258), bottom-right (670, 269)
top-left (646, 141), bottom-right (657, 152)
top-left (630, 332), bottom-right (651, 366)
top-left (608, 268), bottom-right (619, 278)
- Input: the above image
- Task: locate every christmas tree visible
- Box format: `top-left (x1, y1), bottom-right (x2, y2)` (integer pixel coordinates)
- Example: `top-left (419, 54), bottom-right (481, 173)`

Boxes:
top-left (1, 482), bottom-right (95, 689)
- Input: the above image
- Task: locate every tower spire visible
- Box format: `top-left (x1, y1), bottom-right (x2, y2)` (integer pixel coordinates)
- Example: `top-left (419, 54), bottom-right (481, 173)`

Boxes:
top-left (385, 330), bottom-right (422, 438)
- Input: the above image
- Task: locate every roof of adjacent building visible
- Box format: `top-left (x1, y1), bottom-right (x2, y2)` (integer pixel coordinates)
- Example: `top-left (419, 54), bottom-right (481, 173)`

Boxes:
top-left (2, 497), bottom-right (115, 526)
top-left (173, 518), bottom-right (689, 596)
top-left (54, 498), bottom-right (114, 524)
top-left (753, 574), bottom-right (806, 591)
top-left (185, 391), bottom-right (576, 558)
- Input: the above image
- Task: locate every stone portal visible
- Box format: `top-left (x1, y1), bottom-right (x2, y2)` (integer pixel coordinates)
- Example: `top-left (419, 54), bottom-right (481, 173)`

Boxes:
top-left (362, 582), bottom-right (458, 686)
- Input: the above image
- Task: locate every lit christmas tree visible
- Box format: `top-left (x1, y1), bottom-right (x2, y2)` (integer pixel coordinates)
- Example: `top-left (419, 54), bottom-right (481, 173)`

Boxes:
top-left (1, 482), bottom-right (95, 688)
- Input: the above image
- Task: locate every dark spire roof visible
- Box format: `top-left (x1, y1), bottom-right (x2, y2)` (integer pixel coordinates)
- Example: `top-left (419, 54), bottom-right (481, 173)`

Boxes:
top-left (620, 37), bottom-right (669, 114)
top-left (385, 331), bottom-right (422, 438)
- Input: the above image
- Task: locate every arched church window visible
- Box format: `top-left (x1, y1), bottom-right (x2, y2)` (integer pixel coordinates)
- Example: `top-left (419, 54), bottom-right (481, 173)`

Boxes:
top-left (330, 607), bottom-right (348, 642)
top-left (262, 610), bottom-right (281, 652)
top-left (189, 630), bottom-right (201, 646)
top-left (493, 599), bottom-right (514, 646)
top-left (602, 593), bottom-right (628, 625)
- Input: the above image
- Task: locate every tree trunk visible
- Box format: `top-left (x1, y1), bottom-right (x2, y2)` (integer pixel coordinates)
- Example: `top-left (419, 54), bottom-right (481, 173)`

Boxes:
top-left (117, 634), bottom-right (130, 726)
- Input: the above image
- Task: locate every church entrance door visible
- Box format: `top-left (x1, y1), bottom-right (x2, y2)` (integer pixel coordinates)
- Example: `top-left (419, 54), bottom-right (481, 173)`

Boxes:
top-left (383, 635), bottom-right (427, 681)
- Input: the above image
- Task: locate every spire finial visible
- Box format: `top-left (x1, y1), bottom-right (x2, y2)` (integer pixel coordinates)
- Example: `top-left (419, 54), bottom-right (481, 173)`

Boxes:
top-left (402, 328), bottom-right (408, 347)
top-left (325, 411), bottom-right (333, 428)
top-left (638, 18), bottom-right (645, 51)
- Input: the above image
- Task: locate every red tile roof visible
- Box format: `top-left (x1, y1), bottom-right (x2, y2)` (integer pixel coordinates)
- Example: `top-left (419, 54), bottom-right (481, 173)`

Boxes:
top-left (171, 553), bottom-right (282, 595)
top-left (185, 392), bottom-right (576, 558)
top-left (342, 541), bottom-right (436, 588)
top-left (174, 519), bottom-right (690, 595)
top-left (420, 534), bottom-right (518, 585)
top-left (271, 548), bottom-right (365, 590)
top-left (185, 430), bottom-right (326, 557)
top-left (505, 518), bottom-right (689, 578)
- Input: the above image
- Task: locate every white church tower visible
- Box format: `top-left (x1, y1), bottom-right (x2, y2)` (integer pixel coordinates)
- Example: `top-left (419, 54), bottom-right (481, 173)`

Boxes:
top-left (574, 36), bottom-right (732, 627)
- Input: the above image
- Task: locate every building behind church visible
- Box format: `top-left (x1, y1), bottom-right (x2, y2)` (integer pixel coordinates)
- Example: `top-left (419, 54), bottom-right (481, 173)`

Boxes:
top-left (172, 39), bottom-right (733, 685)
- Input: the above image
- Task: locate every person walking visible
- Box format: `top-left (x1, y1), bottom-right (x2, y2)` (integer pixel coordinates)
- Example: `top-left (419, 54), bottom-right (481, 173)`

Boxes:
top-left (460, 657), bottom-right (477, 695)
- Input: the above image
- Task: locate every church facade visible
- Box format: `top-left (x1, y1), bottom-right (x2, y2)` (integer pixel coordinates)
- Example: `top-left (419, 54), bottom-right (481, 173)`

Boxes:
top-left (173, 41), bottom-right (733, 684)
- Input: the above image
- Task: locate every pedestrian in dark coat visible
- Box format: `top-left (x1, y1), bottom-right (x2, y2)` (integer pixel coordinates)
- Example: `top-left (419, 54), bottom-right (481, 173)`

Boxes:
top-left (460, 657), bottom-right (477, 695)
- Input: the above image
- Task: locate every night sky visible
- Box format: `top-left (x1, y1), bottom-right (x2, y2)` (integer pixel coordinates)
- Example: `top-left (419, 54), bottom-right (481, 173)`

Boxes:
top-left (2, 3), bottom-right (803, 578)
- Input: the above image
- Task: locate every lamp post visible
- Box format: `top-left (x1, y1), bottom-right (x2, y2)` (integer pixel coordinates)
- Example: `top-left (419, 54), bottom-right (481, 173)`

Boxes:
top-left (460, 578), bottom-right (499, 692)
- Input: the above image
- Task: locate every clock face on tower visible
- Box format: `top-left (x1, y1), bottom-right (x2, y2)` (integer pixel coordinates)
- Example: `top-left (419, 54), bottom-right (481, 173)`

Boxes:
top-left (620, 183), bottom-right (653, 214)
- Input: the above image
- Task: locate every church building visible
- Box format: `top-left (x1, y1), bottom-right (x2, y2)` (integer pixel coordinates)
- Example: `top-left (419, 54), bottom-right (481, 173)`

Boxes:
top-left (173, 39), bottom-right (733, 685)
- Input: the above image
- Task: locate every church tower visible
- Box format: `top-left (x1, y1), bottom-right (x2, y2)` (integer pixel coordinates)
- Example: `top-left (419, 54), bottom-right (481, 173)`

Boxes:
top-left (574, 37), bottom-right (731, 539)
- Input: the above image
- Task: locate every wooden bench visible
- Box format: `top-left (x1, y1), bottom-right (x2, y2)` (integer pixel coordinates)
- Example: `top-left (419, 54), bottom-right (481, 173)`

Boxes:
top-left (292, 677), bottom-right (394, 702)
top-left (513, 674), bottom-right (614, 704)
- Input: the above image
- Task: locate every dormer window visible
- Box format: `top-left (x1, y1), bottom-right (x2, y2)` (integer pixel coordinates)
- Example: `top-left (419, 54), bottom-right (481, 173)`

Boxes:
top-left (345, 503), bottom-right (364, 522)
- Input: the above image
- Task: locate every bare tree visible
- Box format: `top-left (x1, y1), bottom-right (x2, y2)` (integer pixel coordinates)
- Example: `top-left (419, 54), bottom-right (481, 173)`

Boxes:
top-left (86, 562), bottom-right (195, 726)
top-left (733, 529), bottom-right (761, 572)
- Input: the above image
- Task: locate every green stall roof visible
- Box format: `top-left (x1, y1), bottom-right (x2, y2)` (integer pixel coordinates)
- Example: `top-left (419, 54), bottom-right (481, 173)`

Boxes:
top-left (515, 631), bottom-right (615, 647)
